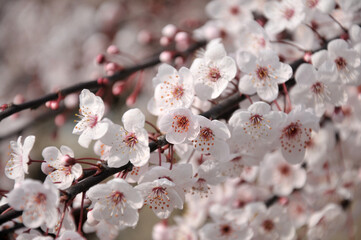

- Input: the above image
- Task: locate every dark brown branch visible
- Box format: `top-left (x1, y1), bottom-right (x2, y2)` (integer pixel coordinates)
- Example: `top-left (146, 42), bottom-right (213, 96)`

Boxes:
top-left (0, 41), bottom-right (206, 122)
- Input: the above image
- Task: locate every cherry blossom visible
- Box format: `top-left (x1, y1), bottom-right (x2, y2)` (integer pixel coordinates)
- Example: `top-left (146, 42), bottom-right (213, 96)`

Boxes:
top-left (135, 178), bottom-right (183, 219)
top-left (87, 178), bottom-right (143, 227)
top-left (279, 106), bottom-right (319, 164)
top-left (303, 0), bottom-right (335, 14)
top-left (312, 39), bottom-right (361, 85)
top-left (264, 0), bottom-right (306, 35)
top-left (246, 202), bottom-right (295, 240)
top-left (292, 63), bottom-right (347, 117)
top-left (259, 151), bottom-right (307, 196)
top-left (148, 64), bottom-right (194, 115)
top-left (190, 39), bottom-right (237, 100)
top-left (205, 0), bottom-right (253, 32)
top-left (7, 179), bottom-right (59, 228)
top-left (307, 203), bottom-right (347, 240)
top-left (237, 50), bottom-right (292, 102)
top-left (42, 145), bottom-right (82, 190)
top-left (5, 135), bottom-right (35, 183)
top-left (228, 101), bottom-right (286, 162)
top-left (158, 108), bottom-right (199, 144)
top-left (191, 115), bottom-right (231, 159)
top-left (72, 89), bottom-right (109, 148)
top-left (101, 109), bottom-right (150, 168)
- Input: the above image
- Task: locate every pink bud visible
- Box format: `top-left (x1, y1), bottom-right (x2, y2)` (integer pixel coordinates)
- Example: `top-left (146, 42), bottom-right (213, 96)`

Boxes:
top-left (107, 45), bottom-right (120, 54)
top-left (162, 24), bottom-right (177, 38)
top-left (64, 93), bottom-right (78, 109)
top-left (112, 81), bottom-right (126, 95)
top-left (159, 51), bottom-right (173, 63)
top-left (45, 101), bottom-right (51, 108)
top-left (137, 30), bottom-right (153, 44)
top-left (303, 52), bottom-right (312, 63)
top-left (175, 32), bottom-right (188, 43)
top-left (95, 54), bottom-right (106, 64)
top-left (13, 94), bottom-right (25, 104)
top-left (160, 36), bottom-right (171, 46)
top-left (105, 62), bottom-right (117, 72)
top-left (50, 101), bottom-right (59, 110)
top-left (126, 93), bottom-right (137, 106)
top-left (55, 114), bottom-right (66, 127)
top-left (174, 56), bottom-right (185, 66)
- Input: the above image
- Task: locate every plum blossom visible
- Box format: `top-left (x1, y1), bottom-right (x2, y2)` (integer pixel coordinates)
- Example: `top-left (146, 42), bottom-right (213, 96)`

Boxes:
top-left (148, 64), bottom-right (194, 115)
top-left (312, 39), bottom-right (361, 85)
top-left (73, 89), bottom-right (109, 148)
top-left (264, 0), bottom-right (306, 35)
top-left (307, 204), bottom-right (347, 240)
top-left (292, 63), bottom-right (347, 117)
top-left (259, 151), bottom-right (307, 196)
top-left (7, 179), bottom-right (59, 229)
top-left (5, 135), bottom-right (35, 183)
top-left (135, 178), bottom-right (183, 219)
top-left (246, 202), bottom-right (295, 240)
top-left (206, 0), bottom-right (253, 32)
top-left (191, 115), bottom-right (231, 159)
top-left (199, 205), bottom-right (253, 240)
top-left (42, 145), bottom-right (82, 190)
top-left (279, 106), bottom-right (319, 164)
top-left (190, 39), bottom-right (237, 100)
top-left (101, 109), bottom-right (150, 168)
top-left (235, 20), bottom-right (271, 55)
top-left (228, 101), bottom-right (286, 162)
top-left (87, 178), bottom-right (143, 227)
top-left (237, 50), bottom-right (292, 102)
top-left (302, 0), bottom-right (335, 14)
top-left (158, 108), bottom-right (199, 144)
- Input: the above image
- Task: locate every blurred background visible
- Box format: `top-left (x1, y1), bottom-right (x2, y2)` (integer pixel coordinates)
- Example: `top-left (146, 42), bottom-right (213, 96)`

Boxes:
top-left (0, 0), bottom-right (208, 239)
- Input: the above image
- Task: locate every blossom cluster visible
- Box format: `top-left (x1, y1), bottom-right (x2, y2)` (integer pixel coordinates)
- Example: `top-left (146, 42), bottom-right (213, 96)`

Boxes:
top-left (1, 0), bottom-right (361, 240)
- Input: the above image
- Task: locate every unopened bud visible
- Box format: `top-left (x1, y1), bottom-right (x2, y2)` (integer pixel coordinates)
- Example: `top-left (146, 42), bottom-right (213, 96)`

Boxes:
top-left (160, 36), bottom-right (171, 46)
top-left (95, 54), bottom-right (106, 64)
top-left (107, 45), bottom-right (120, 54)
top-left (55, 114), bottom-right (66, 127)
top-left (162, 24), bottom-right (177, 38)
top-left (159, 51), bottom-right (173, 63)
top-left (112, 81), bottom-right (126, 95)
top-left (303, 52), bottom-right (312, 63)
top-left (50, 101), bottom-right (59, 110)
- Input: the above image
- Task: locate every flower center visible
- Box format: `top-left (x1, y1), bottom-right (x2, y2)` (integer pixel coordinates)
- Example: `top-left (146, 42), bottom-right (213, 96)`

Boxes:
top-left (124, 133), bottom-right (138, 148)
top-left (220, 224), bottom-right (233, 236)
top-left (249, 114), bottom-right (264, 125)
top-left (256, 66), bottom-right (269, 80)
top-left (145, 187), bottom-right (170, 210)
top-left (208, 67), bottom-right (221, 82)
top-left (229, 6), bottom-right (240, 15)
top-left (172, 85), bottom-right (184, 100)
top-left (284, 8), bottom-right (295, 20)
top-left (262, 219), bottom-right (275, 232)
top-left (311, 82), bottom-right (324, 95)
top-left (34, 193), bottom-right (47, 205)
top-left (172, 115), bottom-right (190, 133)
top-left (111, 191), bottom-right (125, 205)
top-left (307, 0), bottom-right (319, 8)
top-left (335, 57), bottom-right (347, 70)
top-left (278, 164), bottom-right (291, 176)
top-left (282, 122), bottom-right (300, 139)
top-left (199, 127), bottom-right (214, 141)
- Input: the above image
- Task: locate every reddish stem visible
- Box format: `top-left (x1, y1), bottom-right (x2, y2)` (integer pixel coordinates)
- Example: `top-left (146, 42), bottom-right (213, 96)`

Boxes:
top-left (78, 192), bottom-right (85, 234)
top-left (273, 100), bottom-right (282, 111)
top-left (56, 203), bottom-right (68, 237)
top-left (282, 83), bottom-right (292, 113)
top-left (75, 160), bottom-right (100, 168)
top-left (146, 120), bottom-right (161, 134)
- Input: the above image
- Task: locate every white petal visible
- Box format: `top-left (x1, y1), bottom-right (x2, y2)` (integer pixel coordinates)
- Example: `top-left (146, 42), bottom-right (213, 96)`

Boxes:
top-left (122, 108), bottom-right (145, 132)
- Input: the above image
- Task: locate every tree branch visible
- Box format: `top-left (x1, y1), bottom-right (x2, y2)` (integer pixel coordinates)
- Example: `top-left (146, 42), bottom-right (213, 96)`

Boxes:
top-left (0, 41), bottom-right (206, 122)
